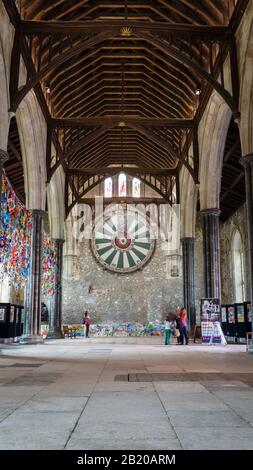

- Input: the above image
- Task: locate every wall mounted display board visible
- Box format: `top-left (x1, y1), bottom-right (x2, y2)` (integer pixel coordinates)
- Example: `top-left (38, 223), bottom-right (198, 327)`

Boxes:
top-left (200, 298), bottom-right (226, 345)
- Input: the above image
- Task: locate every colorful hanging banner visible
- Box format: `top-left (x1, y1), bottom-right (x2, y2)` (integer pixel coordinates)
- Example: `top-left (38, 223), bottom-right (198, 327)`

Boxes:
top-left (42, 235), bottom-right (57, 297)
top-left (0, 176), bottom-right (32, 289)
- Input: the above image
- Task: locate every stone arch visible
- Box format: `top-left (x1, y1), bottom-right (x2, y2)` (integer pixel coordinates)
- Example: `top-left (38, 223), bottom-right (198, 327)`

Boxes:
top-left (180, 162), bottom-right (198, 238)
top-left (15, 91), bottom-right (47, 210)
top-left (198, 92), bottom-right (232, 210)
top-left (237, 0), bottom-right (253, 155)
top-left (0, 40), bottom-right (9, 150)
top-left (0, 3), bottom-right (14, 149)
top-left (47, 164), bottom-right (65, 239)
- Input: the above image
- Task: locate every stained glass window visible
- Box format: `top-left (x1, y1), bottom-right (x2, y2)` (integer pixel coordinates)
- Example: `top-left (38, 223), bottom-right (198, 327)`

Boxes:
top-left (104, 177), bottom-right (113, 197)
top-left (118, 173), bottom-right (126, 197)
top-left (132, 178), bottom-right (141, 197)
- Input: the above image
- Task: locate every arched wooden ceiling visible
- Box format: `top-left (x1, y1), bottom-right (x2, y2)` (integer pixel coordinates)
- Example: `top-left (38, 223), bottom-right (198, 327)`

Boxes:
top-left (5, 117), bottom-right (25, 204)
top-left (21, 1), bottom-right (228, 24)
top-left (15, 0), bottom-right (241, 175)
top-left (3, 0), bottom-right (248, 213)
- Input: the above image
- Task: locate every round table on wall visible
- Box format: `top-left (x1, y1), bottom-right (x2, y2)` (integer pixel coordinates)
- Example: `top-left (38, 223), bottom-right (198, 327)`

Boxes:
top-left (91, 208), bottom-right (155, 273)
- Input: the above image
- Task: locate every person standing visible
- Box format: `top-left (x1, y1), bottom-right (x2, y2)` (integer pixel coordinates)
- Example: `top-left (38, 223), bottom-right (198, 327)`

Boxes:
top-left (164, 314), bottom-right (172, 345)
top-left (179, 307), bottom-right (189, 345)
top-left (83, 311), bottom-right (91, 338)
top-left (175, 309), bottom-right (183, 344)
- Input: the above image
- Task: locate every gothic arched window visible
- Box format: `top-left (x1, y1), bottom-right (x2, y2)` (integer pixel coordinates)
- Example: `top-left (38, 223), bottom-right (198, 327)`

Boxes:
top-left (232, 230), bottom-right (245, 302)
top-left (104, 177), bottom-right (112, 198)
top-left (118, 173), bottom-right (126, 197)
top-left (132, 178), bottom-right (141, 198)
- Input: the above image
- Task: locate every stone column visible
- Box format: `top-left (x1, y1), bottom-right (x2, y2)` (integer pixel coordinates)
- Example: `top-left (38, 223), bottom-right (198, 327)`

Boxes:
top-left (47, 239), bottom-right (65, 339)
top-left (200, 208), bottom-right (221, 300)
top-left (240, 154), bottom-right (253, 353)
top-left (181, 237), bottom-right (196, 330)
top-left (21, 210), bottom-right (45, 344)
top-left (0, 150), bottom-right (9, 215)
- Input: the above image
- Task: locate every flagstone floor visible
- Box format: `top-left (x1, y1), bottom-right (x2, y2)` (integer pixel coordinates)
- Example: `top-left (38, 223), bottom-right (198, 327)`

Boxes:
top-left (0, 338), bottom-right (253, 450)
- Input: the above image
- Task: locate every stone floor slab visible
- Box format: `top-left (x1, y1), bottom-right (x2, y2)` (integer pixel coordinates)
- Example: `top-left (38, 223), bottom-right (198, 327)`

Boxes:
top-left (0, 339), bottom-right (253, 450)
top-left (168, 410), bottom-right (249, 428)
top-left (175, 426), bottom-right (253, 450)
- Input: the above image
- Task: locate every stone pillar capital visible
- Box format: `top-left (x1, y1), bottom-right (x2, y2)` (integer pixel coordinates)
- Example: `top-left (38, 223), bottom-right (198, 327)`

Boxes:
top-left (0, 149), bottom-right (9, 165)
top-left (200, 208), bottom-right (221, 217)
top-left (31, 209), bottom-right (46, 217)
top-left (181, 237), bottom-right (195, 244)
top-left (52, 238), bottom-right (65, 246)
top-left (240, 154), bottom-right (253, 168)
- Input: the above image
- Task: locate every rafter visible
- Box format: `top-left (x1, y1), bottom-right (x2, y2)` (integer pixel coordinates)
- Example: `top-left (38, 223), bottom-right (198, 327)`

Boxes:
top-left (21, 20), bottom-right (232, 40)
top-left (10, 30), bottom-right (115, 111)
top-left (51, 117), bottom-right (194, 128)
top-left (67, 167), bottom-right (177, 176)
top-left (137, 30), bottom-right (237, 115)
top-left (49, 124), bottom-right (115, 180)
top-left (128, 124), bottom-right (197, 181)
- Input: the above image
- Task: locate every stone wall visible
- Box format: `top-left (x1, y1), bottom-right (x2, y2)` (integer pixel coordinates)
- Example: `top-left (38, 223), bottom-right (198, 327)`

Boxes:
top-left (193, 206), bottom-right (250, 317)
top-left (62, 239), bottom-right (184, 325)
top-left (220, 204), bottom-right (250, 304)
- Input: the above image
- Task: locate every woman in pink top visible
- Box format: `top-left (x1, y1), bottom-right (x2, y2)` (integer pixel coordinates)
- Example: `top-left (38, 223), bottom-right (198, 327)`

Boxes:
top-left (179, 307), bottom-right (189, 345)
top-left (83, 311), bottom-right (91, 338)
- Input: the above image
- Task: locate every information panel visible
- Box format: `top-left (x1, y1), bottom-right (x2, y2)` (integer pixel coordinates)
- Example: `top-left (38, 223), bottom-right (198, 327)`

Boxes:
top-left (201, 298), bottom-right (226, 345)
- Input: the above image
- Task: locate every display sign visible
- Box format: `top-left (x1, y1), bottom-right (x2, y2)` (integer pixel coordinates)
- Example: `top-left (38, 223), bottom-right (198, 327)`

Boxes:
top-left (237, 304), bottom-right (244, 323)
top-left (247, 303), bottom-right (252, 323)
top-left (228, 305), bottom-right (236, 323)
top-left (9, 305), bottom-right (15, 323)
top-left (221, 306), bottom-right (227, 323)
top-left (0, 307), bottom-right (6, 322)
top-left (200, 298), bottom-right (226, 345)
top-left (20, 307), bottom-right (25, 323)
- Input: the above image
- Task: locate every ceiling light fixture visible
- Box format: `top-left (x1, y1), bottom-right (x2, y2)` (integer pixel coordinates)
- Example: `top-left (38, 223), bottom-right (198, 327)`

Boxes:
top-left (45, 81), bottom-right (51, 93)
top-left (195, 88), bottom-right (201, 96)
top-left (120, 26), bottom-right (133, 37)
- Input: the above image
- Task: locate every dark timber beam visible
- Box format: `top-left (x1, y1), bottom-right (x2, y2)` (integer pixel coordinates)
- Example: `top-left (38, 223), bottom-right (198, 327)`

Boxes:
top-left (3, 0), bottom-right (65, 176)
top-left (224, 138), bottom-right (240, 162)
top-left (220, 171), bottom-right (245, 203)
top-left (67, 167), bottom-right (177, 176)
top-left (9, 28), bottom-right (21, 107)
top-left (21, 21), bottom-right (233, 41)
top-left (76, 174), bottom-right (174, 207)
top-left (11, 30), bottom-right (115, 112)
top-left (138, 31), bottom-right (237, 115)
top-left (51, 118), bottom-right (194, 129)
top-left (79, 197), bottom-right (171, 206)
top-left (8, 139), bottom-right (21, 161)
top-left (49, 125), bottom-right (114, 180)
top-left (128, 124), bottom-right (197, 182)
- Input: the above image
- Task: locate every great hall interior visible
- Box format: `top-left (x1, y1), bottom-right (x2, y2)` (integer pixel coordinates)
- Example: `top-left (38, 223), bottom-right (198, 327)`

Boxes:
top-left (0, 0), bottom-right (253, 452)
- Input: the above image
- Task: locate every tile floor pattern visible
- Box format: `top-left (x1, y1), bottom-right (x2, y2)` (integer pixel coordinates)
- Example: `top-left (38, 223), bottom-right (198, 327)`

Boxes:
top-left (0, 338), bottom-right (253, 450)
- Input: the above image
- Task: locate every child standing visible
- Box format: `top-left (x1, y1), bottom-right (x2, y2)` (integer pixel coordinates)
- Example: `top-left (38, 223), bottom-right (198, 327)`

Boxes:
top-left (164, 314), bottom-right (172, 345)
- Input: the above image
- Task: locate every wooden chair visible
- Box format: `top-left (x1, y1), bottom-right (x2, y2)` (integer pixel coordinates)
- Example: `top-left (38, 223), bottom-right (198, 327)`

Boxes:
top-left (63, 325), bottom-right (74, 338)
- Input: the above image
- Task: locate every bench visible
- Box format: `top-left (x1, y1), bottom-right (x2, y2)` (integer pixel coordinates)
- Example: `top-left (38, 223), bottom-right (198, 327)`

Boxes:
top-left (62, 325), bottom-right (76, 338)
